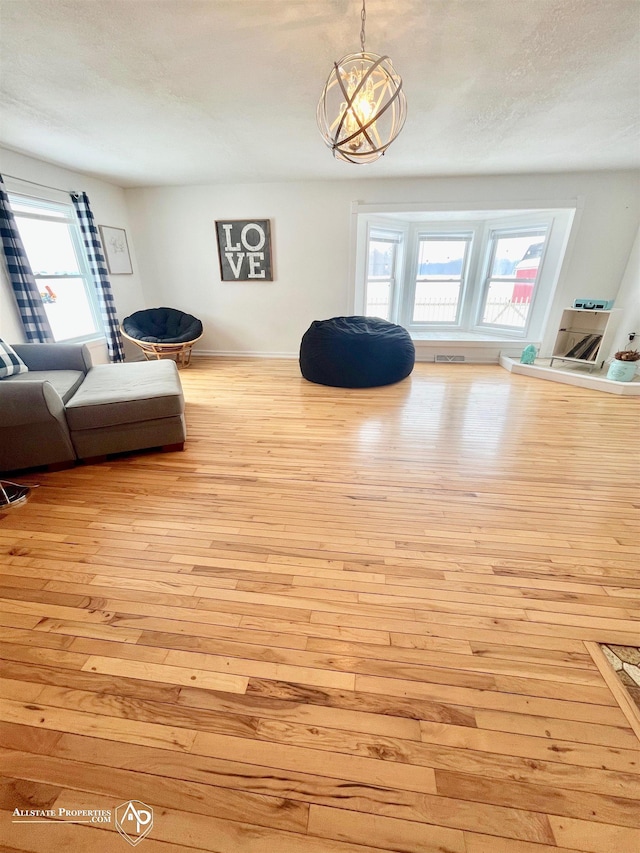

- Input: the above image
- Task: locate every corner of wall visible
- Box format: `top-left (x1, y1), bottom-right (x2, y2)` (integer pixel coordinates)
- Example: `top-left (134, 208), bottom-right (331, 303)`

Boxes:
top-left (610, 225), bottom-right (640, 357)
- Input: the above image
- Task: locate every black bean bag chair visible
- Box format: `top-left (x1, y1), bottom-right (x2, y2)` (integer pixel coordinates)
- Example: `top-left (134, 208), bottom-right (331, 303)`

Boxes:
top-left (300, 316), bottom-right (415, 388)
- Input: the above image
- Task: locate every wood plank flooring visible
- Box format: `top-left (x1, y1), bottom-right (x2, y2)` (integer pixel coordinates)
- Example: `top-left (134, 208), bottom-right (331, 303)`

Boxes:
top-left (1, 357), bottom-right (639, 853)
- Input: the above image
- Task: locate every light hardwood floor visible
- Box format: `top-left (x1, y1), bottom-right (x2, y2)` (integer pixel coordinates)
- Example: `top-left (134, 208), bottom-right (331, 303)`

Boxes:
top-left (1, 358), bottom-right (639, 853)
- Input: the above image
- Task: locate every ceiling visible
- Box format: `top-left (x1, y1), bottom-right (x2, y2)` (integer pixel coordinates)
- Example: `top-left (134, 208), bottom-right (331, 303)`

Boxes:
top-left (1, 0), bottom-right (638, 188)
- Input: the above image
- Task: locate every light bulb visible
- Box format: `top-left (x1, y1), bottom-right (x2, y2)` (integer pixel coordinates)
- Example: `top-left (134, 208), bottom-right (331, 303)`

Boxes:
top-left (344, 67), bottom-right (375, 151)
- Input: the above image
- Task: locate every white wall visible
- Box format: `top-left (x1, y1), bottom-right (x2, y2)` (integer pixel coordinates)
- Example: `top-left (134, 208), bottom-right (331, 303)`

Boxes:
top-left (0, 148), bottom-right (146, 356)
top-left (2, 153), bottom-right (637, 365)
top-left (127, 181), bottom-right (354, 356)
top-left (125, 170), bottom-right (640, 360)
top-left (610, 225), bottom-right (640, 356)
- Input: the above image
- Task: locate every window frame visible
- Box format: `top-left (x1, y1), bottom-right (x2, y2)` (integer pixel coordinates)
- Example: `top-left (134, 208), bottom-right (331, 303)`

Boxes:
top-left (354, 205), bottom-right (575, 342)
top-left (9, 191), bottom-right (104, 344)
top-left (364, 225), bottom-right (404, 321)
top-left (358, 218), bottom-right (408, 321)
top-left (474, 222), bottom-right (551, 337)
top-left (403, 228), bottom-right (475, 329)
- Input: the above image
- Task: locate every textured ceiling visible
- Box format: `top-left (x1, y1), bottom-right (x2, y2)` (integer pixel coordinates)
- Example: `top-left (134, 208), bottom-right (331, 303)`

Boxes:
top-left (0, 0), bottom-right (638, 187)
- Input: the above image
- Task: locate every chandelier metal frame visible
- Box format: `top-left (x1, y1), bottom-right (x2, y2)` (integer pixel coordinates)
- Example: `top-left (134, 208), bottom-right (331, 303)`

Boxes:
top-left (317, 0), bottom-right (407, 164)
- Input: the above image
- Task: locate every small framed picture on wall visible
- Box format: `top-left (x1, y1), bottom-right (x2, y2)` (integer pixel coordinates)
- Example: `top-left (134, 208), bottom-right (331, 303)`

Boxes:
top-left (99, 225), bottom-right (133, 275)
top-left (215, 219), bottom-right (273, 281)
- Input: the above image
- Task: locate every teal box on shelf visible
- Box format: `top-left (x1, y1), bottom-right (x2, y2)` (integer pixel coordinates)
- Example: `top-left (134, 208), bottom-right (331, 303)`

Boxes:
top-left (573, 298), bottom-right (615, 310)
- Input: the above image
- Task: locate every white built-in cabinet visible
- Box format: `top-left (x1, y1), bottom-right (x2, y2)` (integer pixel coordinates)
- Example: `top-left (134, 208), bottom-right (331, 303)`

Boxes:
top-left (550, 309), bottom-right (619, 371)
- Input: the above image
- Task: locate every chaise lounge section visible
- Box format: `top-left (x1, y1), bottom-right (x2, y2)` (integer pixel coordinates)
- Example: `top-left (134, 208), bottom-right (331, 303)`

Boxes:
top-left (65, 360), bottom-right (186, 460)
top-left (0, 343), bottom-right (186, 473)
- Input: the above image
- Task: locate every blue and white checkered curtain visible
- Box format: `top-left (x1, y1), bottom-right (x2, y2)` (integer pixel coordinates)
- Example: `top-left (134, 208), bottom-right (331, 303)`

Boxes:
top-left (0, 174), bottom-right (54, 343)
top-left (71, 191), bottom-right (125, 363)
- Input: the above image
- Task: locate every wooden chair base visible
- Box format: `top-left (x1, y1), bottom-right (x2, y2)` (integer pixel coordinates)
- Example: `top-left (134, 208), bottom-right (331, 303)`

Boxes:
top-left (121, 330), bottom-right (202, 368)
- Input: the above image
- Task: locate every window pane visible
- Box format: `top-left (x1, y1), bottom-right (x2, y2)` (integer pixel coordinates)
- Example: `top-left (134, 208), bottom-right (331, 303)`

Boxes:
top-left (417, 238), bottom-right (467, 279)
top-left (481, 280), bottom-right (532, 328)
top-left (366, 236), bottom-right (398, 320)
top-left (368, 240), bottom-right (395, 276)
top-left (365, 280), bottom-right (391, 320)
top-left (490, 234), bottom-right (542, 278)
top-left (413, 281), bottom-right (461, 322)
top-left (481, 232), bottom-right (546, 329)
top-left (413, 237), bottom-right (468, 323)
top-left (38, 278), bottom-right (99, 341)
top-left (15, 216), bottom-right (80, 275)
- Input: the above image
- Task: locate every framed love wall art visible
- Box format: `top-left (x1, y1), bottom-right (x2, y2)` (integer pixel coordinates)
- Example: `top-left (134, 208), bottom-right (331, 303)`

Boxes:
top-left (215, 219), bottom-right (273, 281)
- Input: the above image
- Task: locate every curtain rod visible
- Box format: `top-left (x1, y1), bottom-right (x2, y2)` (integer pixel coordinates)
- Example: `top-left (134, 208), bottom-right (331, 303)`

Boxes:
top-left (1, 173), bottom-right (75, 195)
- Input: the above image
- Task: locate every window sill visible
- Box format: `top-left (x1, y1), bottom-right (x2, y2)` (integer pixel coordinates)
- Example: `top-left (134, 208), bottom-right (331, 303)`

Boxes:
top-left (411, 331), bottom-right (535, 344)
top-left (55, 334), bottom-right (105, 345)
top-left (410, 336), bottom-right (539, 364)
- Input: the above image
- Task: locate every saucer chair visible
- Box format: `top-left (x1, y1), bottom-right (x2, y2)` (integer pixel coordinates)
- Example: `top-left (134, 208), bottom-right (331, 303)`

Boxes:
top-left (121, 307), bottom-right (203, 368)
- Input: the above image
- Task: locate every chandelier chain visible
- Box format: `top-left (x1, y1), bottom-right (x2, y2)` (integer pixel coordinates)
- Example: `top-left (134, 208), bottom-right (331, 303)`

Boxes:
top-left (360, 0), bottom-right (366, 52)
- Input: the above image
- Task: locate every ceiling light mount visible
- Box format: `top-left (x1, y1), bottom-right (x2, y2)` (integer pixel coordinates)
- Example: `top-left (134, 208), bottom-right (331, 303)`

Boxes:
top-left (317, 0), bottom-right (407, 164)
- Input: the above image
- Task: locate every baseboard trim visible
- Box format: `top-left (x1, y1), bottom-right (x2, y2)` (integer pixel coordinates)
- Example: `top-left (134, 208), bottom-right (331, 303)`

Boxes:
top-left (193, 349), bottom-right (500, 364)
top-left (194, 350), bottom-right (299, 359)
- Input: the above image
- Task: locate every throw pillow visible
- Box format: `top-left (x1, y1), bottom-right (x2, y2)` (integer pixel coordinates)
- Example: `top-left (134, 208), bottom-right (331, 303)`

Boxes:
top-left (0, 340), bottom-right (28, 379)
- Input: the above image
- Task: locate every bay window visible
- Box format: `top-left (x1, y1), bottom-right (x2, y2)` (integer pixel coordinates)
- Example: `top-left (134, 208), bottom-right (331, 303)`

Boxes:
top-left (357, 206), bottom-right (574, 341)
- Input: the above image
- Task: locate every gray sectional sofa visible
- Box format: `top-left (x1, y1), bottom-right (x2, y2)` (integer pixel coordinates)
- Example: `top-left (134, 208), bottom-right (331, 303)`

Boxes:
top-left (0, 343), bottom-right (186, 473)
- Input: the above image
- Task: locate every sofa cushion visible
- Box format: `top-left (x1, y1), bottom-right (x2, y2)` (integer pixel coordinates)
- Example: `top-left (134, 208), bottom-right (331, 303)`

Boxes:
top-left (65, 360), bottom-right (184, 431)
top-left (0, 339), bottom-right (28, 379)
top-left (4, 370), bottom-right (85, 403)
top-left (12, 343), bottom-right (92, 374)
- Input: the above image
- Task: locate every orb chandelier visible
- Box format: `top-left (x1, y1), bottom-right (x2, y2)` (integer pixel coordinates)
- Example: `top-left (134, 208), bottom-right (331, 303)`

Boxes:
top-left (317, 0), bottom-right (407, 164)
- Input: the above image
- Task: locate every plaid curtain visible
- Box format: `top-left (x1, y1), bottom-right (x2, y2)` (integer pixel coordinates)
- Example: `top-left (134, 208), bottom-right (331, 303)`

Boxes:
top-left (0, 174), bottom-right (54, 342)
top-left (71, 191), bottom-right (125, 362)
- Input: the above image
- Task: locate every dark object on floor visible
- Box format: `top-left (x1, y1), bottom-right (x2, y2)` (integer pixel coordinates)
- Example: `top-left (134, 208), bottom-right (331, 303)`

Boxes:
top-left (300, 316), bottom-right (415, 388)
top-left (122, 307), bottom-right (203, 367)
top-left (0, 480), bottom-right (30, 507)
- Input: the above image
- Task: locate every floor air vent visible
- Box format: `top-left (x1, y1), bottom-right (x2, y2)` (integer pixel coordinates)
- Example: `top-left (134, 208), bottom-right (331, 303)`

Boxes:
top-left (435, 355), bottom-right (466, 363)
